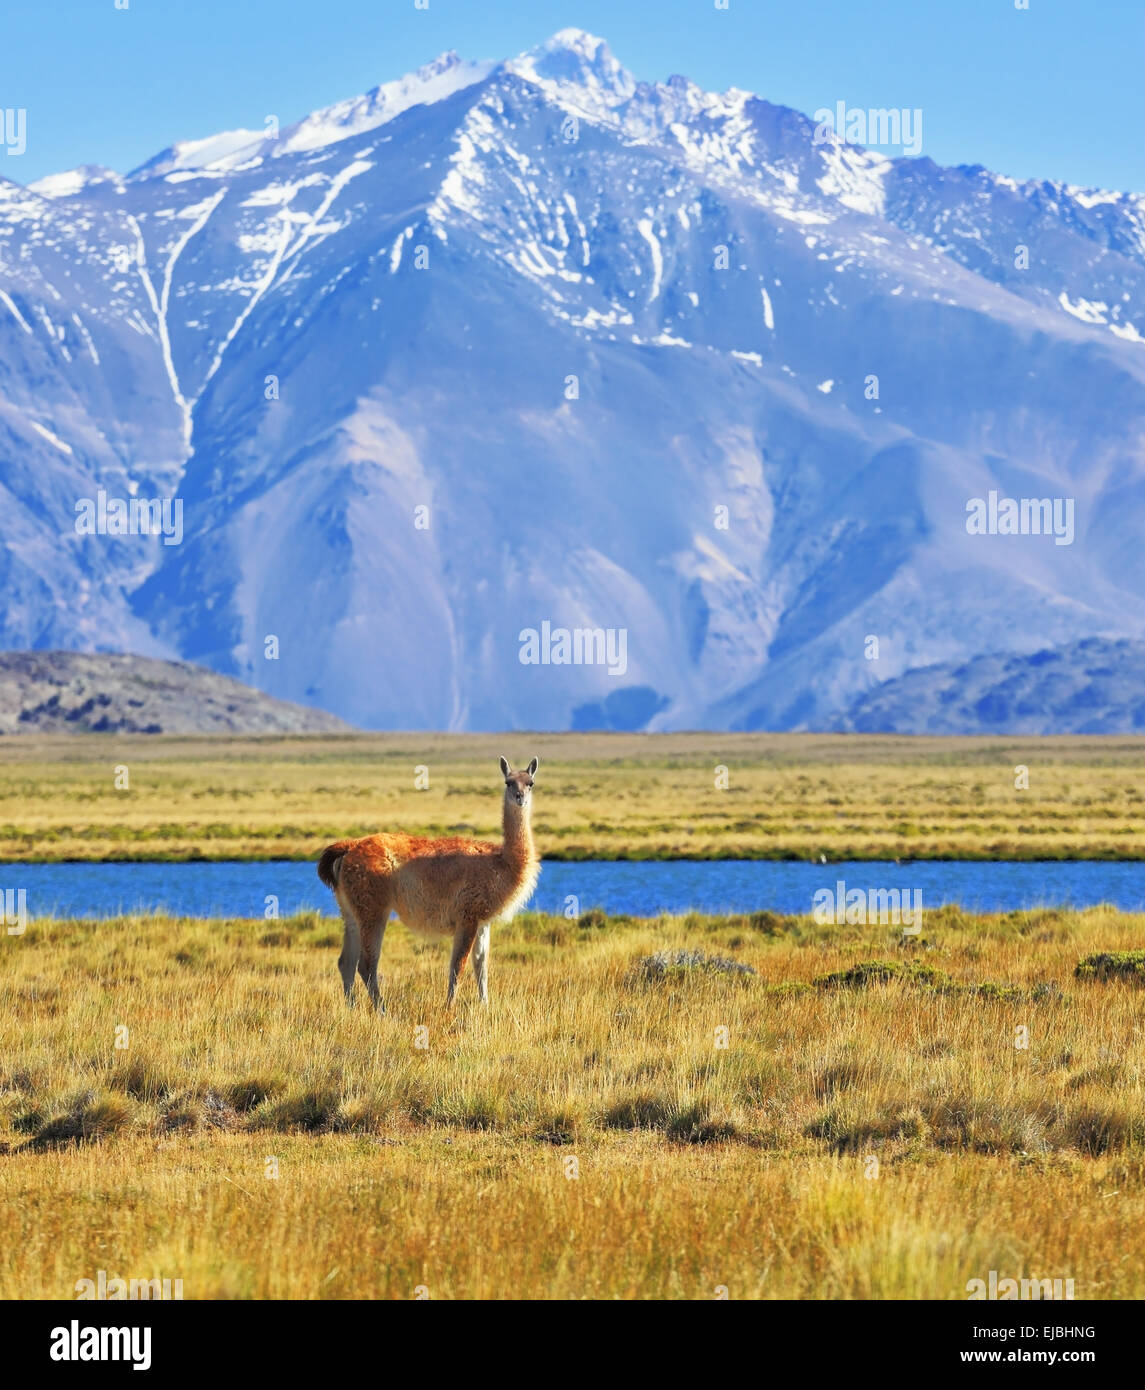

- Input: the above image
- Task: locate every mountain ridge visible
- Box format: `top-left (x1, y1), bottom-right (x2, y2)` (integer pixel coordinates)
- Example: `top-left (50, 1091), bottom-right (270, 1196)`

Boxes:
top-left (0, 651), bottom-right (353, 735)
top-left (834, 638), bottom-right (1145, 737)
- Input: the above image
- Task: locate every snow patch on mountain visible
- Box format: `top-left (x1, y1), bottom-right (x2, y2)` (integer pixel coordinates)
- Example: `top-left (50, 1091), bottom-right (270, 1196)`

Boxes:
top-left (28, 165), bottom-right (124, 198)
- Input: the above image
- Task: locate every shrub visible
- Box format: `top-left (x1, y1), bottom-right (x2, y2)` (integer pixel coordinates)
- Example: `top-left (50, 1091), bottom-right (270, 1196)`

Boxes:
top-left (749, 910), bottom-right (789, 936)
top-left (1075, 951), bottom-right (1145, 984)
top-left (630, 949), bottom-right (755, 982)
top-left (762, 981), bottom-right (812, 998)
top-left (813, 959), bottom-right (948, 990)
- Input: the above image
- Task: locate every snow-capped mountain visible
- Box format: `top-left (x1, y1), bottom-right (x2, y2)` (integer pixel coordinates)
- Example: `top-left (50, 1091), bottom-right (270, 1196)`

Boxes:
top-left (3, 28), bottom-right (1145, 731)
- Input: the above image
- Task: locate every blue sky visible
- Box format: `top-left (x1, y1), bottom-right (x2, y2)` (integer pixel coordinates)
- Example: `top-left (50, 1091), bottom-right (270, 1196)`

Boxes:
top-left (1, 0), bottom-right (1140, 191)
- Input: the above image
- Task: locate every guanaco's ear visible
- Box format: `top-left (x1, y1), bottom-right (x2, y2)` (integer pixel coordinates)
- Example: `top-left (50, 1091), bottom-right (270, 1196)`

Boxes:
top-left (527, 757), bottom-right (539, 777)
top-left (499, 756), bottom-right (512, 778)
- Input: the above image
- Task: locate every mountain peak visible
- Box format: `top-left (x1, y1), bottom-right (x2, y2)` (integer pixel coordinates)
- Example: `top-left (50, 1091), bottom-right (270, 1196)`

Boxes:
top-left (544, 27), bottom-right (612, 55)
top-left (420, 48), bottom-right (463, 74)
top-left (508, 28), bottom-right (635, 105)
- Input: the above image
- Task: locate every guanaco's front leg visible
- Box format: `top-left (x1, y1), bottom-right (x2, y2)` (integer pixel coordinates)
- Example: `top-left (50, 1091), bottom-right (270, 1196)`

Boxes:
top-left (447, 920), bottom-right (481, 1004)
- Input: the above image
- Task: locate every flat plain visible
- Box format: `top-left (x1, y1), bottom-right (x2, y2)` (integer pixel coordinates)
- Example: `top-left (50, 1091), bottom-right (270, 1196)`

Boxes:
top-left (3, 731), bottom-right (1145, 861)
top-left (1, 904), bottom-right (1143, 1298)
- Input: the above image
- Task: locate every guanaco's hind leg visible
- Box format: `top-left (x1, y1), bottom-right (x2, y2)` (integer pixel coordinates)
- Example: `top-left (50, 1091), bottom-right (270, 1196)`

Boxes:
top-left (470, 923), bottom-right (491, 1004)
top-left (447, 920), bottom-right (482, 1004)
top-left (357, 918), bottom-right (388, 1013)
top-left (337, 911), bottom-right (361, 1006)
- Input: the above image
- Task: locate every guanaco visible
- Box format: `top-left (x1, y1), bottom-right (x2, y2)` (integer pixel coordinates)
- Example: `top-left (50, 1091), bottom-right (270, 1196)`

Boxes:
top-left (317, 756), bottom-right (540, 1010)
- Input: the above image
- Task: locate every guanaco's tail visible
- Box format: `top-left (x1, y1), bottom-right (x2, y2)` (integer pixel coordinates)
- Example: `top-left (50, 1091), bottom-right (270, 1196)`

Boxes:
top-left (317, 840), bottom-right (356, 890)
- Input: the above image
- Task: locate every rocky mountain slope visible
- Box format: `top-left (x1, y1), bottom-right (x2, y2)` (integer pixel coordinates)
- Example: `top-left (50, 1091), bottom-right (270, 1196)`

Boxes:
top-left (0, 652), bottom-right (352, 735)
top-left (835, 638), bottom-right (1145, 736)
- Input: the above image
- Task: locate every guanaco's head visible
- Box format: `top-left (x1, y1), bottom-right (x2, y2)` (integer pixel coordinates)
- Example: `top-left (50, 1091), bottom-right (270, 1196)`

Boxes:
top-left (500, 755), bottom-right (538, 810)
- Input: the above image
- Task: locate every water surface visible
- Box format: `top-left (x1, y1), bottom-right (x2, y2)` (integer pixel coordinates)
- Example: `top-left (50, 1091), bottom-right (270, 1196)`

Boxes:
top-left (4, 858), bottom-right (1145, 920)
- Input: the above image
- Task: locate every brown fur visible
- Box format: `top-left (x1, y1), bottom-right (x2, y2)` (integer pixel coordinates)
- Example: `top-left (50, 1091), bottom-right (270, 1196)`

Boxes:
top-left (317, 840), bottom-right (357, 889)
top-left (318, 756), bottom-right (540, 1010)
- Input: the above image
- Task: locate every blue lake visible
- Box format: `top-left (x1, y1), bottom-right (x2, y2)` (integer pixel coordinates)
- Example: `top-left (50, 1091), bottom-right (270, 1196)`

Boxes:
top-left (5, 858), bottom-right (1145, 920)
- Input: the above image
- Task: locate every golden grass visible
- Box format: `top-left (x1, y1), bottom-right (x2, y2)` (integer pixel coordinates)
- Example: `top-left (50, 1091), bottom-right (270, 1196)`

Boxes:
top-left (2, 905), bottom-right (1144, 1298)
top-left (3, 731), bottom-right (1145, 861)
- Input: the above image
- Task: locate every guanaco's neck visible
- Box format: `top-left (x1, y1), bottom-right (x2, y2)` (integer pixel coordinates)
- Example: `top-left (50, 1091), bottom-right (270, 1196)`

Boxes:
top-left (502, 800), bottom-right (536, 871)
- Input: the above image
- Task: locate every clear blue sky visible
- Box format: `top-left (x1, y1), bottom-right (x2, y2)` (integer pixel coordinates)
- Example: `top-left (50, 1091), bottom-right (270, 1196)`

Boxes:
top-left (1, 0), bottom-right (1140, 191)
